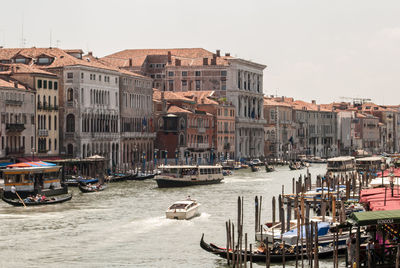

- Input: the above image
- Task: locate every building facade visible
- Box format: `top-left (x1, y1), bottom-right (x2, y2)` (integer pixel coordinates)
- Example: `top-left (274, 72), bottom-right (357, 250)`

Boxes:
top-left (0, 77), bottom-right (35, 160)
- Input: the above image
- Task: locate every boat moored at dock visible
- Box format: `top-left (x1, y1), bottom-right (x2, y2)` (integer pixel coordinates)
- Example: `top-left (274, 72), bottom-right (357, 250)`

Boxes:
top-left (327, 156), bottom-right (355, 173)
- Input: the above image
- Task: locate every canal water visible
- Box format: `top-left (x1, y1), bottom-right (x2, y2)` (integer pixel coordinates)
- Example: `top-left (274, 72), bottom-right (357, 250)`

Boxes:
top-left (0, 164), bottom-right (342, 267)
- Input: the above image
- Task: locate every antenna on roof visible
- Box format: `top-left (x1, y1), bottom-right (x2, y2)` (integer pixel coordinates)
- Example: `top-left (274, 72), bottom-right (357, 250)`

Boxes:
top-left (20, 13), bottom-right (26, 48)
top-left (56, 40), bottom-right (61, 48)
top-left (49, 29), bottom-right (52, 48)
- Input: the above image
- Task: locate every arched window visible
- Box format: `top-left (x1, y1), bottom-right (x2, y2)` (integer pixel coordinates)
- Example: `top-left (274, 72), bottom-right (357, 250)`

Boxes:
top-left (54, 96), bottom-right (57, 106)
top-left (179, 133), bottom-right (185, 145)
top-left (66, 114), bottom-right (75, 132)
top-left (67, 88), bottom-right (74, 101)
top-left (54, 115), bottom-right (57, 130)
top-left (49, 139), bottom-right (52, 151)
top-left (67, 144), bottom-right (73, 156)
top-left (48, 115), bottom-right (51, 130)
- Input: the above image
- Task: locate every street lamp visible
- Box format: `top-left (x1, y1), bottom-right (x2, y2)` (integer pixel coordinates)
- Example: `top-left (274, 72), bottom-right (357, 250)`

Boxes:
top-left (154, 149), bottom-right (159, 167)
top-left (381, 161), bottom-right (386, 187)
top-left (142, 151), bottom-right (146, 173)
top-left (389, 164), bottom-right (395, 197)
top-left (31, 147), bottom-right (35, 161)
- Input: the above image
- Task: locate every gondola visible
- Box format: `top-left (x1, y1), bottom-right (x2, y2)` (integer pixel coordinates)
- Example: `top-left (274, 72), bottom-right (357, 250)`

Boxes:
top-left (107, 174), bottom-right (129, 182)
top-left (134, 172), bottom-right (156, 181)
top-left (78, 183), bottom-right (107, 193)
top-left (265, 166), bottom-right (275, 172)
top-left (200, 234), bottom-right (346, 263)
top-left (250, 165), bottom-right (260, 172)
top-left (2, 194), bottom-right (72, 207)
top-left (64, 177), bottom-right (98, 187)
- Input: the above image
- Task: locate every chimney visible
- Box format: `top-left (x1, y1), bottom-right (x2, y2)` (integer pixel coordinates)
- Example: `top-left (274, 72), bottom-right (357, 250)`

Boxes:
top-left (167, 51), bottom-right (172, 64)
top-left (312, 100), bottom-right (316, 105)
top-left (175, 59), bottom-right (181, 66)
top-left (216, 50), bottom-right (220, 57)
top-left (129, 58), bottom-right (132, 67)
top-left (225, 53), bottom-right (230, 56)
top-left (211, 54), bottom-right (217, 65)
top-left (14, 81), bottom-right (18, 88)
top-left (203, 58), bottom-right (208, 65)
top-left (88, 51), bottom-right (93, 56)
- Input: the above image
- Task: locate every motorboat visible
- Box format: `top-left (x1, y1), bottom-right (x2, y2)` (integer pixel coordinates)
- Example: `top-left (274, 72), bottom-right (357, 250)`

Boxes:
top-left (327, 156), bottom-right (355, 173)
top-left (250, 159), bottom-right (264, 166)
top-left (251, 165), bottom-right (261, 172)
top-left (166, 198), bottom-right (201, 220)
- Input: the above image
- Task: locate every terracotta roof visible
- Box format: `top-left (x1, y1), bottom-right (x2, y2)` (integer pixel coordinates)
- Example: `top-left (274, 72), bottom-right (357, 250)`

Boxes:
top-left (102, 48), bottom-right (231, 67)
top-left (153, 89), bottom-right (195, 103)
top-left (290, 100), bottom-right (332, 112)
top-left (0, 47), bottom-right (119, 72)
top-left (0, 63), bottom-right (57, 76)
top-left (177, 91), bottom-right (219, 105)
top-left (263, 98), bottom-right (292, 108)
top-left (167, 105), bottom-right (192, 114)
top-left (0, 77), bottom-right (30, 90)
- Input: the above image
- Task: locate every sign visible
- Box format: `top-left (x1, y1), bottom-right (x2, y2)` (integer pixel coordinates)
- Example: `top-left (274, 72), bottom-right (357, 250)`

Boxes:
top-left (377, 219), bottom-right (394, 224)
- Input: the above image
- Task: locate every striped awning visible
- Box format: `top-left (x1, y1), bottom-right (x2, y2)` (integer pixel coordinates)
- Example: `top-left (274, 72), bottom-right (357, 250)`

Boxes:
top-left (7, 161), bottom-right (57, 168)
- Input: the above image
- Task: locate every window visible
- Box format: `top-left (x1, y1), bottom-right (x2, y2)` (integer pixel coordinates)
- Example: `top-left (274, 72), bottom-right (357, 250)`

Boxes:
top-left (67, 88), bottom-right (74, 101)
top-left (48, 115), bottom-right (51, 130)
top-left (168, 71), bottom-right (174, 77)
top-left (54, 81), bottom-right (58, 90)
top-left (37, 80), bottom-right (42, 89)
top-left (81, 88), bottom-right (84, 103)
top-left (81, 73), bottom-right (84, 79)
top-left (182, 80), bottom-right (187, 87)
top-left (67, 73), bottom-right (73, 79)
top-left (221, 70), bottom-right (227, 76)
top-left (43, 80), bottom-right (47, 89)
top-left (49, 139), bottom-right (52, 151)
top-left (54, 139), bottom-right (57, 150)
top-left (182, 71), bottom-right (187, 76)
top-left (54, 115), bottom-right (57, 130)
top-left (195, 71), bottom-right (201, 76)
top-left (38, 57), bottom-right (50, 64)
top-left (168, 80), bottom-right (174, 91)
top-left (48, 81), bottom-right (53, 89)
top-left (93, 74), bottom-right (96, 80)
top-left (66, 114), bottom-right (75, 132)
top-left (115, 77), bottom-right (118, 84)
top-left (99, 75), bottom-right (101, 81)
top-left (195, 80), bottom-right (201, 90)
top-left (15, 58), bottom-right (26, 63)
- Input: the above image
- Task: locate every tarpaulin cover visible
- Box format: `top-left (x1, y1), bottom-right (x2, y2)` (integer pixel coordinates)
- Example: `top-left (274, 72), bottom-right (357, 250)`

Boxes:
top-left (7, 161), bottom-right (57, 168)
top-left (350, 210), bottom-right (400, 226)
top-left (282, 222), bottom-right (330, 238)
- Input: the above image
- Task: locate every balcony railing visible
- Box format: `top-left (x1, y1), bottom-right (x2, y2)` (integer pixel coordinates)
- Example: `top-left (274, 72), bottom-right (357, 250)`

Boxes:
top-left (65, 132), bottom-right (75, 139)
top-left (5, 99), bottom-right (23, 106)
top-left (188, 143), bottom-right (210, 149)
top-left (38, 129), bottom-right (49, 137)
top-left (6, 123), bottom-right (25, 132)
top-left (5, 147), bottom-right (25, 155)
top-left (38, 148), bottom-right (49, 153)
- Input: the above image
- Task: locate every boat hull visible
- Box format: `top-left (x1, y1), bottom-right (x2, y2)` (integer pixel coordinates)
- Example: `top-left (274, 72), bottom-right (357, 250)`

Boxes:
top-left (78, 184), bottom-right (107, 193)
top-left (155, 178), bottom-right (223, 188)
top-left (166, 206), bottom-right (200, 220)
top-left (2, 194), bottom-right (72, 207)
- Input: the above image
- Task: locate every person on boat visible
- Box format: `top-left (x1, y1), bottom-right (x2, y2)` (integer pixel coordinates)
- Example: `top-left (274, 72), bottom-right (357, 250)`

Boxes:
top-left (40, 195), bottom-right (47, 202)
top-left (11, 185), bottom-right (16, 194)
top-left (186, 195), bottom-right (191, 200)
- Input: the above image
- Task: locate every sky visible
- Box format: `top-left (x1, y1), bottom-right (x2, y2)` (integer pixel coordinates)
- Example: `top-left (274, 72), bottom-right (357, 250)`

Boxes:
top-left (1, 0), bottom-right (400, 105)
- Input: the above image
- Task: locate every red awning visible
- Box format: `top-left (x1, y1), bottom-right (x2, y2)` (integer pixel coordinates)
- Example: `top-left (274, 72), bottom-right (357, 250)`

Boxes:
top-left (382, 168), bottom-right (400, 177)
top-left (360, 187), bottom-right (400, 211)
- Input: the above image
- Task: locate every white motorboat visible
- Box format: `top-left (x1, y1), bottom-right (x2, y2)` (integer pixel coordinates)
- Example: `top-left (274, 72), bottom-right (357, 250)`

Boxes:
top-left (165, 198), bottom-right (201, 220)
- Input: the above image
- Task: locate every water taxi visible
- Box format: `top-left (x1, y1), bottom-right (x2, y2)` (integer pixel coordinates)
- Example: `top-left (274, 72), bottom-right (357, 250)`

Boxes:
top-left (326, 156), bottom-right (355, 173)
top-left (155, 165), bottom-right (223, 188)
top-left (355, 156), bottom-right (383, 172)
top-left (1, 161), bottom-right (68, 200)
top-left (165, 198), bottom-right (201, 220)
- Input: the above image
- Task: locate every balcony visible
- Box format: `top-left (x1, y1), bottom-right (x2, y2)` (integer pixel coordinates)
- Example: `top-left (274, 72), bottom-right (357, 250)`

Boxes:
top-left (6, 99), bottom-right (23, 106)
top-left (188, 143), bottom-right (210, 149)
top-left (198, 127), bottom-right (205, 133)
top-left (6, 123), bottom-right (25, 132)
top-left (5, 147), bottom-right (25, 155)
top-left (37, 102), bottom-right (42, 110)
top-left (54, 105), bottom-right (59, 110)
top-left (65, 132), bottom-right (75, 139)
top-left (38, 129), bottom-right (49, 137)
top-left (38, 148), bottom-right (49, 154)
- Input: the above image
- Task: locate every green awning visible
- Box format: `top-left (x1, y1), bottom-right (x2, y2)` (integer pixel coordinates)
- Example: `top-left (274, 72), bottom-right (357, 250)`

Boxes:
top-left (350, 210), bottom-right (400, 226)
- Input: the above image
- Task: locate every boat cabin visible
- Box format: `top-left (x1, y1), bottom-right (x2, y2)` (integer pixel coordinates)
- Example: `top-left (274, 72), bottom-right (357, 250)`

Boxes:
top-left (327, 156), bottom-right (355, 172)
top-left (49, 155), bottom-right (106, 181)
top-left (159, 165), bottom-right (222, 178)
top-left (1, 161), bottom-right (66, 198)
top-left (355, 156), bottom-right (383, 172)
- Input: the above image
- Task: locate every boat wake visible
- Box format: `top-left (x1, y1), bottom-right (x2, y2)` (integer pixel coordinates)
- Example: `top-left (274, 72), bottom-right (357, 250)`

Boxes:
top-left (127, 215), bottom-right (195, 234)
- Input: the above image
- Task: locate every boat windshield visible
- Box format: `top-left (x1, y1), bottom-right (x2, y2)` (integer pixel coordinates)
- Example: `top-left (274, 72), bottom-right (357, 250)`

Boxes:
top-left (169, 203), bottom-right (188, 209)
